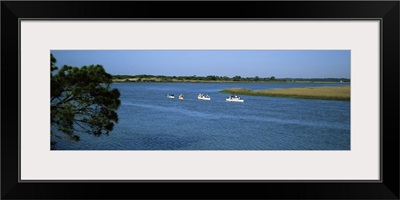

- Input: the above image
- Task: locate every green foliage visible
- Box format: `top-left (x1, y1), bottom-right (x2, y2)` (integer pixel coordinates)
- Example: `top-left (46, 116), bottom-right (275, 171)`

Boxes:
top-left (232, 76), bottom-right (241, 81)
top-left (112, 74), bottom-right (350, 83)
top-left (51, 54), bottom-right (121, 142)
top-left (51, 54), bottom-right (57, 72)
top-left (206, 75), bottom-right (218, 81)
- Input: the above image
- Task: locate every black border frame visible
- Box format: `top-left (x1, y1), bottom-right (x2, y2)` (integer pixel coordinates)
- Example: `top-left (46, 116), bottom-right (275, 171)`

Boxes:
top-left (17, 18), bottom-right (382, 183)
top-left (2, 1), bottom-right (399, 199)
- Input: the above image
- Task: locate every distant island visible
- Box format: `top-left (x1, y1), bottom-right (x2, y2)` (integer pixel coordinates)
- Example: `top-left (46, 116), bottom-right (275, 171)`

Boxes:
top-left (112, 74), bottom-right (350, 83)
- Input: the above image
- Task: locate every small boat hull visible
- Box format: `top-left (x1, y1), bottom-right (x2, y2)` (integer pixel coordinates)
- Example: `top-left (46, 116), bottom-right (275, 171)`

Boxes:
top-left (197, 93), bottom-right (211, 101)
top-left (226, 95), bottom-right (244, 102)
top-left (226, 98), bottom-right (244, 102)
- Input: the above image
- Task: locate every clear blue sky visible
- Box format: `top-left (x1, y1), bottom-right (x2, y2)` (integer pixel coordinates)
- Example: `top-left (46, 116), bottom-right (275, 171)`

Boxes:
top-left (51, 50), bottom-right (350, 78)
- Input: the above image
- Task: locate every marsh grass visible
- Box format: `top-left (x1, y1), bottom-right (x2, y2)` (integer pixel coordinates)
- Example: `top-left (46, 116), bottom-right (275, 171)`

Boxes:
top-left (221, 86), bottom-right (350, 101)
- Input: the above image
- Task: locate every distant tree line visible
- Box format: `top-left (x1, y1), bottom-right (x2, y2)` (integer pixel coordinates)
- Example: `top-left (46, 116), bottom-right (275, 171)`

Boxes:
top-left (112, 74), bottom-right (278, 82)
top-left (281, 78), bottom-right (350, 83)
top-left (112, 74), bottom-right (350, 83)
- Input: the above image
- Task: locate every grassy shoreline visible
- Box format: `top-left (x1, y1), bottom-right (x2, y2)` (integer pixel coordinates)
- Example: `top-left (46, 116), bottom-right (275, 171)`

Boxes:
top-left (220, 86), bottom-right (350, 101)
top-left (113, 78), bottom-right (348, 84)
top-left (112, 75), bottom-right (350, 84)
top-left (113, 78), bottom-right (239, 83)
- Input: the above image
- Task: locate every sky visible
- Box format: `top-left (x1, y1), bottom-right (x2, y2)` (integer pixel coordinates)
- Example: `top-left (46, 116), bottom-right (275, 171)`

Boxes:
top-left (51, 50), bottom-right (350, 78)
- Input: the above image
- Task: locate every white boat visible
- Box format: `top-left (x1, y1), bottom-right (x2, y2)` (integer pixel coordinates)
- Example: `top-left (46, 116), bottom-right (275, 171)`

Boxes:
top-left (167, 94), bottom-right (175, 99)
top-left (197, 94), bottom-right (211, 101)
top-left (179, 94), bottom-right (184, 100)
top-left (226, 95), bottom-right (244, 102)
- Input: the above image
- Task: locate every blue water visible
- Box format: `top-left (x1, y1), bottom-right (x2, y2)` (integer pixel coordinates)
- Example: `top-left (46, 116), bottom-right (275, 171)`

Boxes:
top-left (53, 82), bottom-right (350, 150)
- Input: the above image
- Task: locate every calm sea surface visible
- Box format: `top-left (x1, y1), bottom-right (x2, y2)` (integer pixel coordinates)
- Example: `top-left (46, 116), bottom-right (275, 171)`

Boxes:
top-left (53, 82), bottom-right (350, 150)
